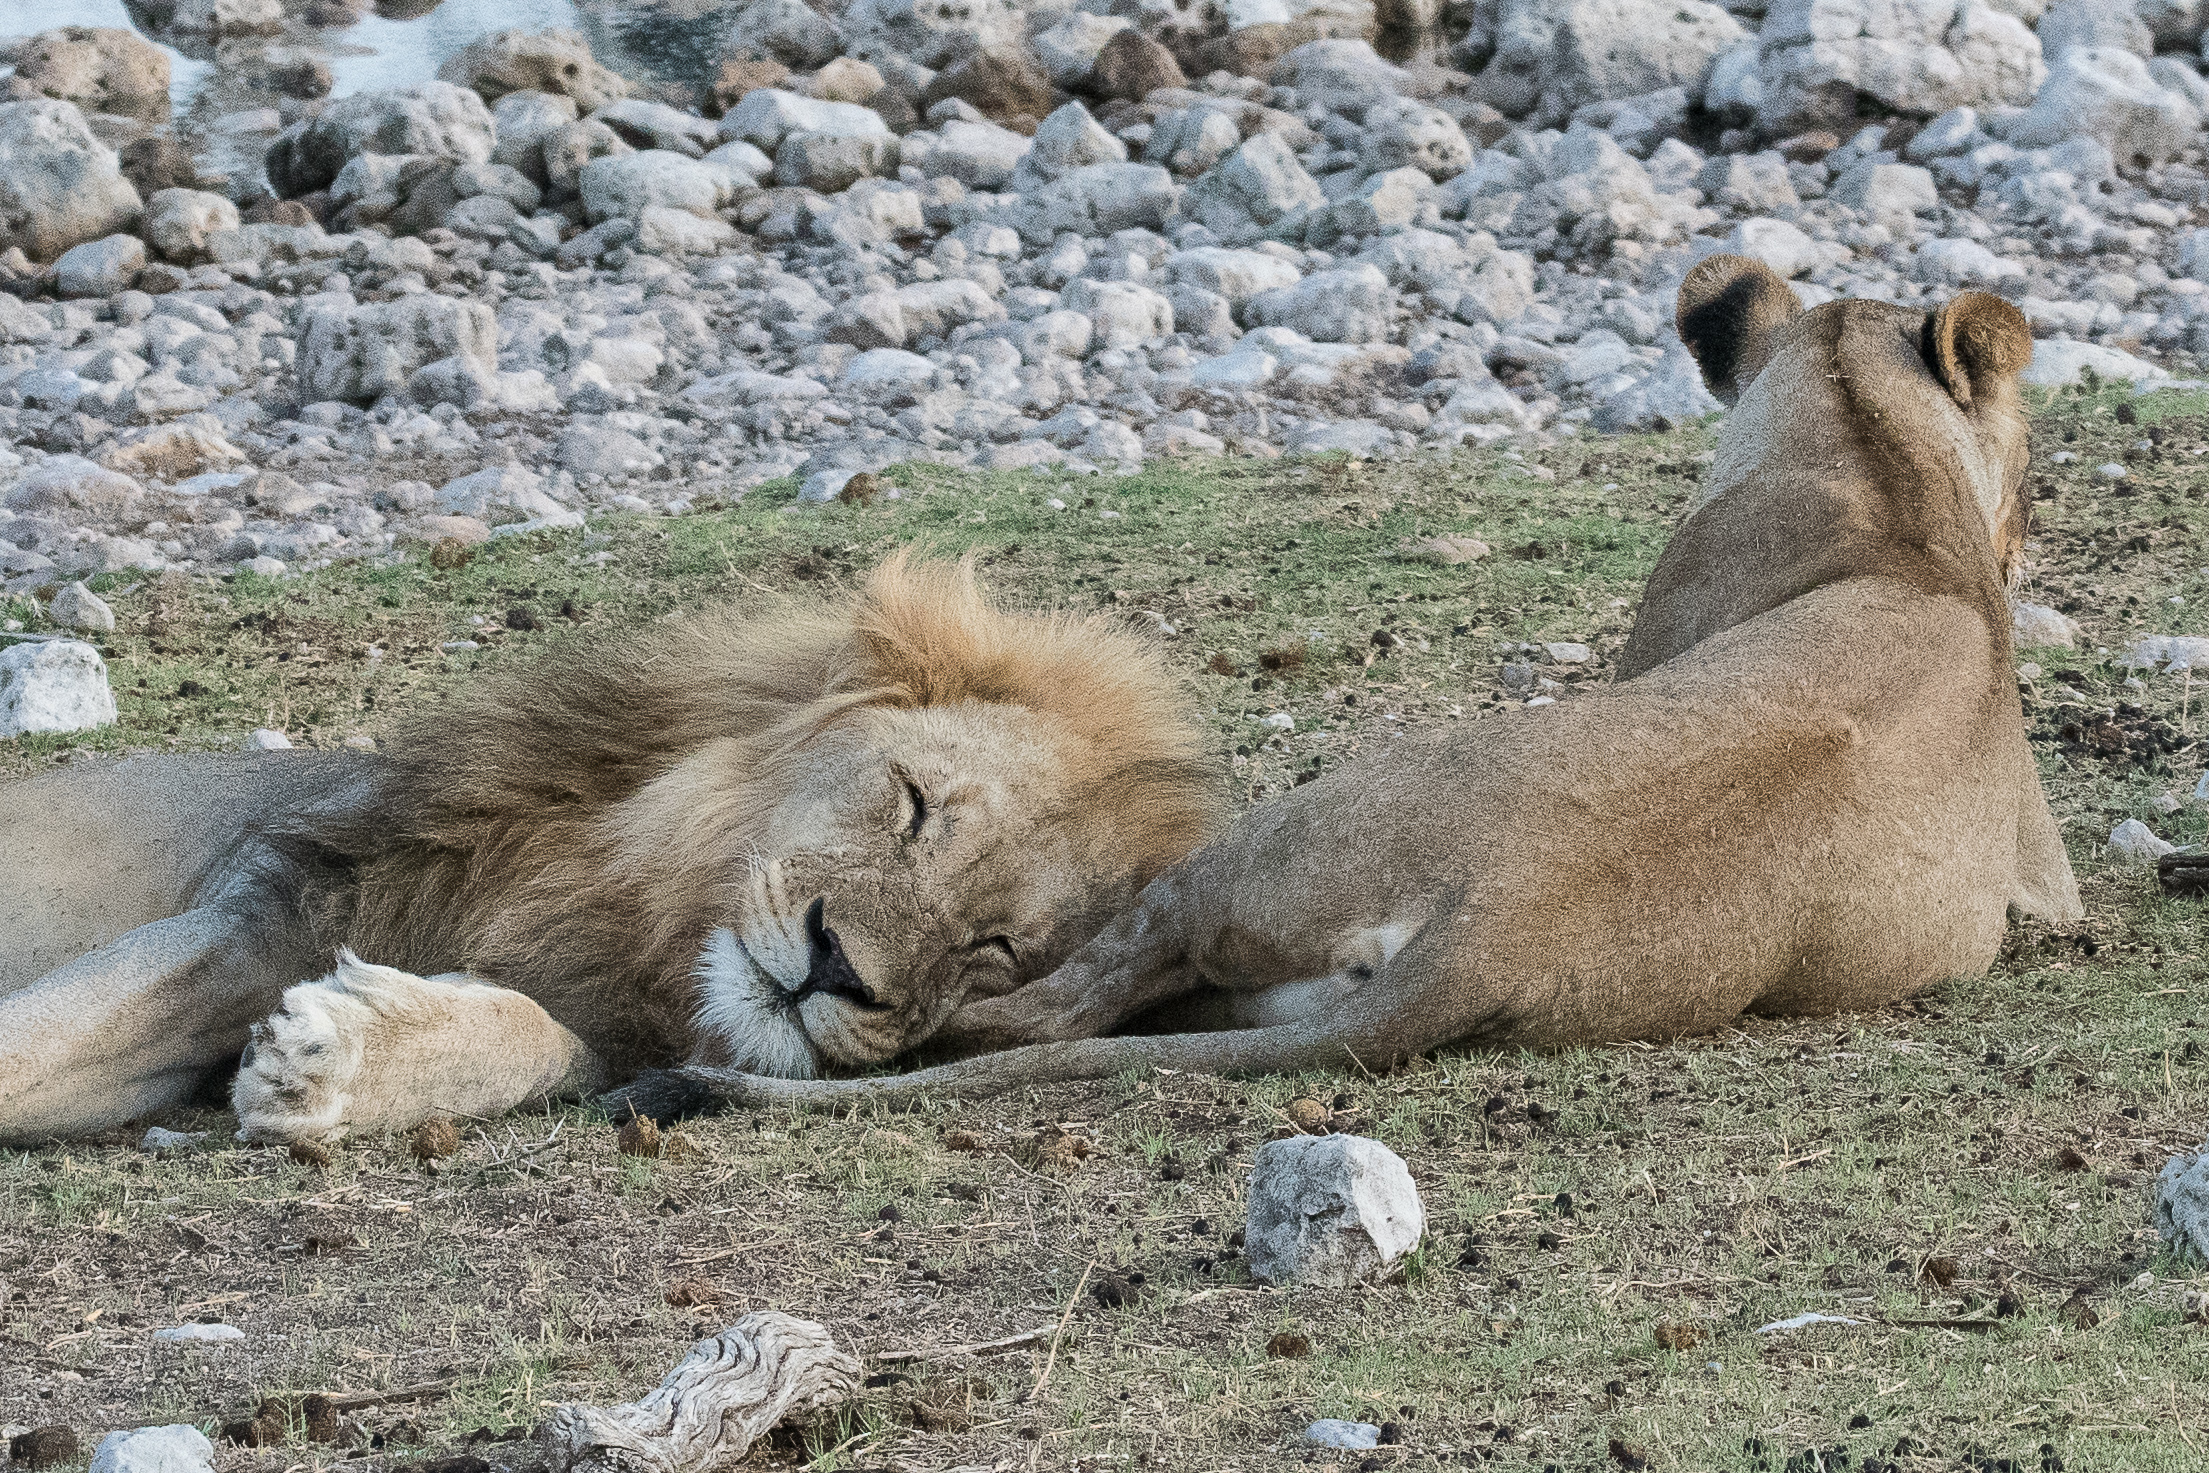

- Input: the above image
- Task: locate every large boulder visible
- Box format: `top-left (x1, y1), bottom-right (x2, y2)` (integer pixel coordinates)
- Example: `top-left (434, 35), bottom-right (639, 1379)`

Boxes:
top-left (0, 100), bottom-right (143, 263)
top-left (1035, 12), bottom-right (1134, 87)
top-left (1270, 39), bottom-right (1408, 118)
top-left (1476, 0), bottom-right (1746, 126)
top-left (296, 295), bottom-right (498, 404)
top-left (2003, 46), bottom-right (2200, 164)
top-left (164, 0), bottom-right (285, 36)
top-left (721, 89), bottom-right (893, 153)
top-left (1360, 95), bottom-right (1473, 179)
top-left (1246, 261), bottom-right (1396, 341)
top-left (11, 27), bottom-right (171, 121)
top-left (265, 82), bottom-right (496, 199)
top-left (1008, 161), bottom-right (1180, 244)
top-left (2034, 0), bottom-right (2151, 60)
top-left (1757, 0), bottom-right (2045, 134)
top-left (919, 48), bottom-right (1057, 125)
top-left (1086, 29), bottom-right (1188, 101)
top-left (55, 233), bottom-right (144, 297)
top-left (438, 29), bottom-right (631, 111)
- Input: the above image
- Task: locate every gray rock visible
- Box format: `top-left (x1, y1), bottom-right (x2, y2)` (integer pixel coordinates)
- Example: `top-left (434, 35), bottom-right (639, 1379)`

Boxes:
top-left (1017, 102), bottom-right (1126, 187)
top-left (775, 132), bottom-right (898, 191)
top-left (725, 0), bottom-right (848, 69)
top-left (721, 89), bottom-right (890, 154)
top-left (1033, 12), bottom-right (1132, 87)
top-left (1181, 133), bottom-right (1327, 247)
top-left (88, 1425), bottom-right (216, 1473)
top-left (2003, 46), bottom-right (2199, 163)
top-left (0, 99), bottom-right (143, 262)
top-left (1479, 0), bottom-right (1747, 127)
top-left (2159, 1142), bottom-right (2209, 1261)
top-left (144, 188), bottom-right (240, 263)
top-left (2020, 338), bottom-right (2167, 386)
top-left (491, 90), bottom-right (581, 181)
top-left (1010, 162), bottom-right (1180, 246)
top-left (54, 233), bottom-right (144, 297)
top-left (906, 118), bottom-right (1031, 189)
top-left (265, 81), bottom-right (496, 199)
top-left (1359, 96), bottom-right (1473, 180)
top-left (1063, 278), bottom-right (1174, 348)
top-left (1305, 1420), bottom-right (1383, 1451)
top-left (1697, 151), bottom-right (1798, 212)
top-left (434, 465), bottom-right (569, 521)
top-left (580, 150), bottom-right (740, 223)
top-left (1246, 263), bottom-right (1395, 343)
top-left (1592, 344), bottom-right (1720, 431)
top-left (150, 1324), bottom-right (245, 1345)
top-left (593, 98), bottom-right (722, 158)
top-left (2011, 599), bottom-right (2082, 648)
top-left (2109, 817), bottom-right (2176, 866)
top-left (296, 295), bottom-right (499, 404)
top-left (1272, 40), bottom-right (1410, 118)
top-left (1830, 159), bottom-right (1939, 222)
top-left (1727, 216), bottom-right (1822, 277)
top-left (558, 424), bottom-right (658, 479)
top-left (1246, 1134), bottom-right (1424, 1286)
top-left (1915, 236), bottom-right (2025, 286)
top-left (49, 581), bottom-right (115, 633)
top-left (139, 1125), bottom-right (207, 1152)
top-left (2036, 0), bottom-right (2152, 60)
top-left (0, 638), bottom-right (117, 737)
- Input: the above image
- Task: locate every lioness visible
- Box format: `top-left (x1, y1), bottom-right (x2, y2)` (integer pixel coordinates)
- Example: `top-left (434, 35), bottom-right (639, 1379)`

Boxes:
top-left (624, 259), bottom-right (2084, 1116)
top-left (0, 557), bottom-right (1219, 1143)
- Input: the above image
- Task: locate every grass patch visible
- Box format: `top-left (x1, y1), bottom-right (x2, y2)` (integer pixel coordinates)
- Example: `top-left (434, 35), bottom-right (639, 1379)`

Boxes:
top-left (4, 388), bottom-right (2209, 1470)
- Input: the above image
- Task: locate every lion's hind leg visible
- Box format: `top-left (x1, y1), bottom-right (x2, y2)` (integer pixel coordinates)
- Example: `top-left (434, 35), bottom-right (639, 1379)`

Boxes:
top-left (231, 952), bottom-right (608, 1143)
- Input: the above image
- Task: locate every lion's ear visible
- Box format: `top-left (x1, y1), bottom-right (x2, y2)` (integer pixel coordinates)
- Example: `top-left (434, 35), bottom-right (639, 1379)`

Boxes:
top-left (1923, 291), bottom-right (2033, 409)
top-left (1675, 254), bottom-right (1803, 405)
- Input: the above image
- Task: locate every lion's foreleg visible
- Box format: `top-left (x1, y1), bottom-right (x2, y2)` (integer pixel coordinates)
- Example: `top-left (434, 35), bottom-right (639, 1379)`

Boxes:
top-left (232, 952), bottom-right (609, 1143)
top-left (0, 908), bottom-right (289, 1144)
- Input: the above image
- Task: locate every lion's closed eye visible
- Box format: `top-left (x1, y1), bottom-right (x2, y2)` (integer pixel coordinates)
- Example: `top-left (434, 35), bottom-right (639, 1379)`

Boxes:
top-left (901, 778), bottom-right (929, 839)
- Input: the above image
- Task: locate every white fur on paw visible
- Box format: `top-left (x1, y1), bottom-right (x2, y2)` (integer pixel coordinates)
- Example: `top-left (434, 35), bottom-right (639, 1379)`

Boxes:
top-left (230, 949), bottom-right (438, 1143)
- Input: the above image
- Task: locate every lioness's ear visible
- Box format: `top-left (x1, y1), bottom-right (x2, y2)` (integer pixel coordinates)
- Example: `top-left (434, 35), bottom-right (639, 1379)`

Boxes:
top-left (1675, 254), bottom-right (1803, 405)
top-left (1922, 291), bottom-right (2032, 409)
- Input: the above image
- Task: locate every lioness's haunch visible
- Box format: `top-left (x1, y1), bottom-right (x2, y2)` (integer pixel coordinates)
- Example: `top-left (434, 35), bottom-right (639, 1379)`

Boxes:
top-left (627, 259), bottom-right (2083, 1118)
top-left (0, 557), bottom-right (1220, 1144)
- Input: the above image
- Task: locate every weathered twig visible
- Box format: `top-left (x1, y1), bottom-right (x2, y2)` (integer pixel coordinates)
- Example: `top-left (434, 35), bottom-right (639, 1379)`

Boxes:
top-left (1020, 1260), bottom-right (1095, 1406)
top-left (539, 1312), bottom-right (857, 1473)
top-left (873, 1326), bottom-right (1052, 1364)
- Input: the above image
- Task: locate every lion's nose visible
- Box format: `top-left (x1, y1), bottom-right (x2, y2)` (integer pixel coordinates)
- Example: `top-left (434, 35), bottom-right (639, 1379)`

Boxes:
top-left (797, 897), bottom-right (885, 1009)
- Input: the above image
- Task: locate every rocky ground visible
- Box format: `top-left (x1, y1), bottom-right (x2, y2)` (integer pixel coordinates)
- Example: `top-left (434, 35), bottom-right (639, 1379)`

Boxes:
top-left (3, 0), bottom-right (2209, 593)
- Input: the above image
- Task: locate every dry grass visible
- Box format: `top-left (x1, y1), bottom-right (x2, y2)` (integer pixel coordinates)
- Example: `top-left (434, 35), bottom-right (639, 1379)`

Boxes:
top-left (4, 384), bottom-right (2209, 1472)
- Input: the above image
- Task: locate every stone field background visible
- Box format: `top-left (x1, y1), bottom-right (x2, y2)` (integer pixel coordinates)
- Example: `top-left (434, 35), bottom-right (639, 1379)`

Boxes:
top-left (3, 389), bottom-right (2209, 1471)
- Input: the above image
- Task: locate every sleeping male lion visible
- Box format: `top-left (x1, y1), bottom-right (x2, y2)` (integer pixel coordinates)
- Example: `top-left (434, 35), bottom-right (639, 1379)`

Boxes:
top-left (0, 557), bottom-right (1218, 1144)
top-left (627, 258), bottom-right (2086, 1116)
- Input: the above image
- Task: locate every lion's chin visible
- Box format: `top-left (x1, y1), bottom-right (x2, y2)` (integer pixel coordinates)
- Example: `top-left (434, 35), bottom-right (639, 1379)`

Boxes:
top-left (692, 928), bottom-right (821, 1079)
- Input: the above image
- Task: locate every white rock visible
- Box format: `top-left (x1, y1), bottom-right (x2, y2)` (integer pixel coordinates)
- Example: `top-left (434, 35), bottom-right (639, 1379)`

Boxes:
top-left (1017, 102), bottom-right (1126, 186)
top-left (0, 639), bottom-right (116, 737)
top-left (1011, 162), bottom-right (1180, 246)
top-left (1545, 641), bottom-right (1593, 664)
top-left (2020, 339), bottom-right (2169, 387)
top-left (1756, 0), bottom-right (2045, 134)
top-left (1246, 263), bottom-right (1395, 344)
top-left (1829, 160), bottom-right (1939, 222)
top-left (1245, 1134), bottom-right (1425, 1286)
top-left (1305, 1420), bottom-right (1383, 1451)
top-left (1360, 95), bottom-right (1473, 180)
top-left (558, 424), bottom-right (657, 479)
top-left (170, 0), bottom-right (284, 33)
top-left (140, 1126), bottom-right (207, 1152)
top-left (1726, 217), bottom-right (1821, 277)
top-left (2157, 1142), bottom-right (2209, 1261)
top-left (246, 727), bottom-right (292, 750)
top-left (1915, 236), bottom-right (2026, 286)
top-left (837, 347), bottom-right (938, 403)
top-left (1167, 246), bottom-right (1303, 307)
top-left (1146, 105), bottom-right (1243, 177)
top-left (0, 99), bottom-right (143, 263)
top-left (909, 118), bottom-right (1031, 189)
top-left (435, 465), bottom-right (569, 521)
top-left (775, 132), bottom-right (898, 191)
top-left (580, 150), bottom-right (738, 223)
top-left (2122, 633), bottom-right (2209, 671)
top-left (2037, 0), bottom-right (2152, 61)
top-left (1063, 278), bottom-right (1174, 349)
top-left (88, 1425), bottom-right (216, 1473)
top-left (2004, 46), bottom-right (2200, 163)
top-left (1191, 348), bottom-right (1279, 389)
top-left (56, 233), bottom-right (146, 297)
top-left (724, 0), bottom-right (846, 68)
top-left (151, 1324), bottom-right (245, 1344)
top-left (145, 188), bottom-right (241, 263)
top-left (49, 581), bottom-right (115, 633)
top-left (2109, 817), bottom-right (2176, 866)
top-left (2010, 599), bottom-right (2081, 648)
top-left (720, 89), bottom-right (889, 153)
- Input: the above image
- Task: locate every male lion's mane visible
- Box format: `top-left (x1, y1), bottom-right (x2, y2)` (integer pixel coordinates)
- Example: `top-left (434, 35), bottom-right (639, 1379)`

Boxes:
top-left (253, 554), bottom-right (1219, 1072)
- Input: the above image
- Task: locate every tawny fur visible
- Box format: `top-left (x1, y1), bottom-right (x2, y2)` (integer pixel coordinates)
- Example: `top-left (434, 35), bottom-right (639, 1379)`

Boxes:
top-left (0, 557), bottom-right (1220, 1143)
top-left (628, 263), bottom-right (2086, 1117)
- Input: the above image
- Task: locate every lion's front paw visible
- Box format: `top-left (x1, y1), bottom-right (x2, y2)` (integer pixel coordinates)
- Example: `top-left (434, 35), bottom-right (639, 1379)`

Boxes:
top-left (230, 951), bottom-right (440, 1143)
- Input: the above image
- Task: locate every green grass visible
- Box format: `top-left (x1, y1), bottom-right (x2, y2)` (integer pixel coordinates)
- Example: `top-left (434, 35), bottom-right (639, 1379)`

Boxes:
top-left (4, 386), bottom-right (2209, 1470)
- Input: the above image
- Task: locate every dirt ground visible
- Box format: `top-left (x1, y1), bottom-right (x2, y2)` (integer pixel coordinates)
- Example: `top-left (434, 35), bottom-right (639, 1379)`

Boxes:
top-left (4, 382), bottom-right (2208, 1473)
